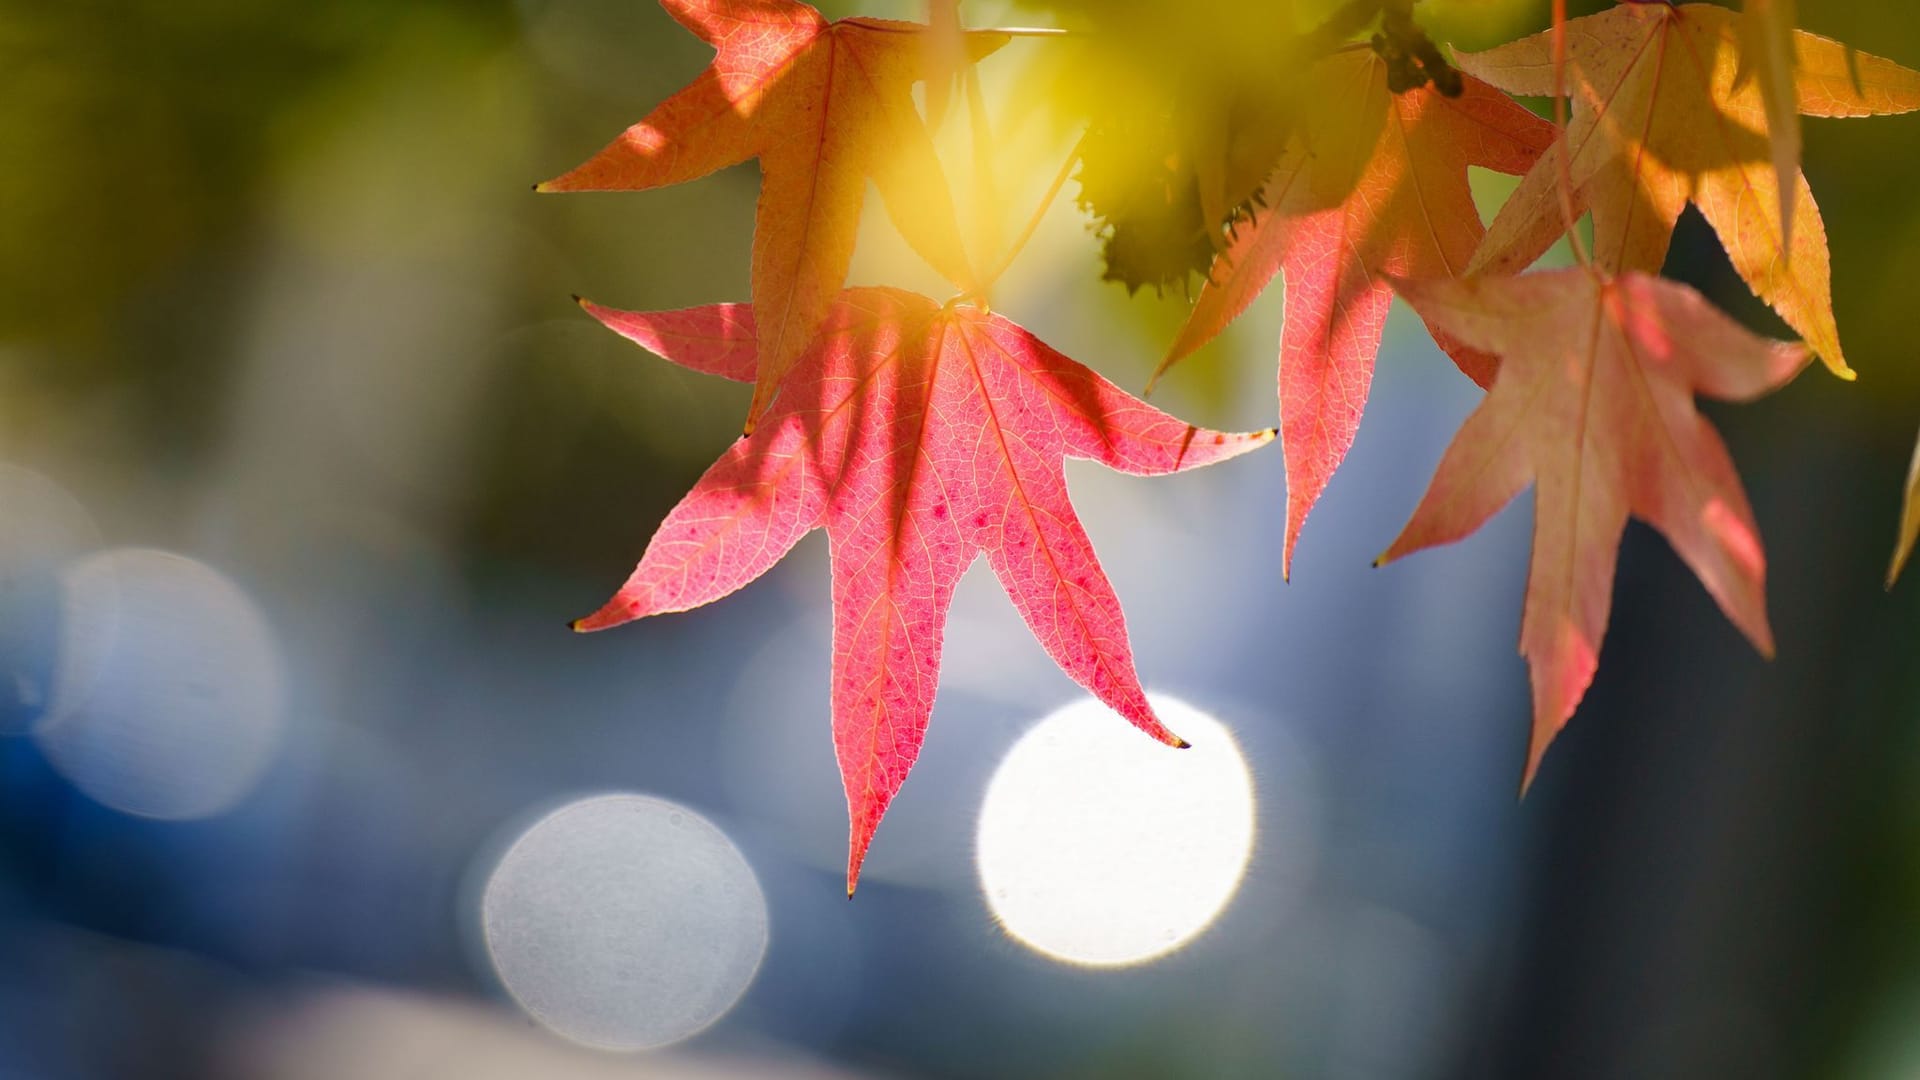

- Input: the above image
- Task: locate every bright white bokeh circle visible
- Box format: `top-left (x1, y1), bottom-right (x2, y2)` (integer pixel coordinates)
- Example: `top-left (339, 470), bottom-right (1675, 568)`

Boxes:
top-left (36, 548), bottom-right (284, 820)
top-left (481, 794), bottom-right (769, 1051)
top-left (976, 694), bottom-right (1256, 967)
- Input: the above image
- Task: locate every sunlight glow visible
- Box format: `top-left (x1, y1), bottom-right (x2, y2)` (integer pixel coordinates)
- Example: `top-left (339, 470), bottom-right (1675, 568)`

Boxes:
top-left (481, 794), bottom-right (769, 1051)
top-left (976, 694), bottom-right (1256, 967)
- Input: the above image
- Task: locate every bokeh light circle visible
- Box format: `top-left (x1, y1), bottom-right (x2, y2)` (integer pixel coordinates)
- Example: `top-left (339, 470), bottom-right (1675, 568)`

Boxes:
top-left (481, 793), bottom-right (769, 1051)
top-left (976, 694), bottom-right (1256, 967)
top-left (36, 547), bottom-right (284, 820)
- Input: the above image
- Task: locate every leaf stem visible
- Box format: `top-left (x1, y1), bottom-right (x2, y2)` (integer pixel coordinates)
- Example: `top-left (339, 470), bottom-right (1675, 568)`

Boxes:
top-left (964, 61), bottom-right (1003, 293)
top-left (966, 133), bottom-right (1085, 303)
top-left (974, 26), bottom-right (1072, 38)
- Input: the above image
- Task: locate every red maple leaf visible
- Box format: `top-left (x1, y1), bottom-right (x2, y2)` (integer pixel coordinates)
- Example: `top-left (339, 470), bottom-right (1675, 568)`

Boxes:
top-left (1155, 53), bottom-right (1554, 578)
top-left (572, 288), bottom-right (1273, 890)
top-left (538, 0), bottom-right (1006, 430)
top-left (1378, 268), bottom-right (1810, 788)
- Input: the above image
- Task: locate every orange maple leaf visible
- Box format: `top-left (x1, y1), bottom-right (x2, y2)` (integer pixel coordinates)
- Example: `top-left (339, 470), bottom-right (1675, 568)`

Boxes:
top-left (538, 0), bottom-right (1007, 430)
top-left (1154, 52), bottom-right (1554, 577)
top-left (1461, 2), bottom-right (1920, 379)
top-left (1379, 268), bottom-right (1811, 788)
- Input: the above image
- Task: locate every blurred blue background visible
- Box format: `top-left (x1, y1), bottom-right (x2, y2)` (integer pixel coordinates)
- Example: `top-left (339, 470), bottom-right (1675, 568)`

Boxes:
top-left (5, 1), bottom-right (1920, 1077)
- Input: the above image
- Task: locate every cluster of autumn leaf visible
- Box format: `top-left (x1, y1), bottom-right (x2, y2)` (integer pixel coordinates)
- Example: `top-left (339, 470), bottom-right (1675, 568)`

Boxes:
top-left (539, 0), bottom-right (1920, 891)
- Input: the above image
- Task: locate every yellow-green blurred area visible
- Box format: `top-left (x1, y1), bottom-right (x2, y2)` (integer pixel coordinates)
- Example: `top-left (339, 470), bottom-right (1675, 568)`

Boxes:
top-left (8, 2), bottom-right (1920, 1078)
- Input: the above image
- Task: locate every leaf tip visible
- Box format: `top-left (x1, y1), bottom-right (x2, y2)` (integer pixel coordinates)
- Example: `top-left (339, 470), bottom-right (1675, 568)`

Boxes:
top-left (1888, 537), bottom-right (1915, 590)
top-left (570, 601), bottom-right (637, 632)
top-left (1803, 340), bottom-right (1854, 381)
top-left (846, 851), bottom-right (867, 898)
